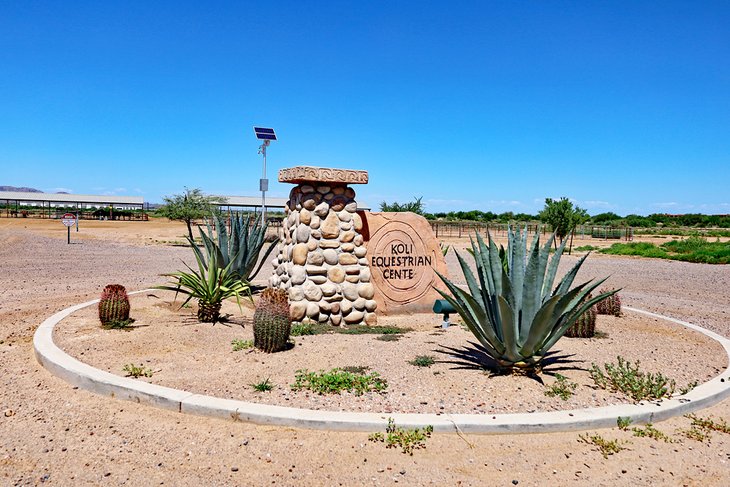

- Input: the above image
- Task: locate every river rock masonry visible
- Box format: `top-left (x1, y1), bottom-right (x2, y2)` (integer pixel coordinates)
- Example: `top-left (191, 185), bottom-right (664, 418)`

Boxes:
top-left (270, 166), bottom-right (375, 326)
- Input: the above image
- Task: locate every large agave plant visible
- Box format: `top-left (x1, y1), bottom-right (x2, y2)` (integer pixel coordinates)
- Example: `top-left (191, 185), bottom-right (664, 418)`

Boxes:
top-left (156, 246), bottom-right (250, 323)
top-left (437, 227), bottom-right (617, 374)
top-left (192, 213), bottom-right (278, 282)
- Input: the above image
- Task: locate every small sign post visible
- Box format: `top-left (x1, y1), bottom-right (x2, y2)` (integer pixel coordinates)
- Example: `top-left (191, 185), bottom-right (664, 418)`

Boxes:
top-left (61, 213), bottom-right (76, 244)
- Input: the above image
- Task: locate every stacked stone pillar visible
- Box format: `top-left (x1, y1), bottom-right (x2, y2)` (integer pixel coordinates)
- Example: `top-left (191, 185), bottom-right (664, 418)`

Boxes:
top-left (270, 166), bottom-right (376, 326)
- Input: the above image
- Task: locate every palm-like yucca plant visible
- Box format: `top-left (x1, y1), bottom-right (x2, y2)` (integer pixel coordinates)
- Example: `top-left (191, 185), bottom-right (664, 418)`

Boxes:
top-left (193, 213), bottom-right (277, 282)
top-left (156, 247), bottom-right (250, 323)
top-left (437, 227), bottom-right (617, 374)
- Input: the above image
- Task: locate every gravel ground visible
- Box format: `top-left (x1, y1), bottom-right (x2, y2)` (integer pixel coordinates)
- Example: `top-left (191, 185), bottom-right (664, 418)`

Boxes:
top-left (1, 219), bottom-right (729, 486)
top-left (56, 295), bottom-right (722, 415)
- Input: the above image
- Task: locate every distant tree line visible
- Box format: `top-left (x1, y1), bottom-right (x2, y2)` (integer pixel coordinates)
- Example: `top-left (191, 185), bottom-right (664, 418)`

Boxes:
top-left (379, 196), bottom-right (730, 228)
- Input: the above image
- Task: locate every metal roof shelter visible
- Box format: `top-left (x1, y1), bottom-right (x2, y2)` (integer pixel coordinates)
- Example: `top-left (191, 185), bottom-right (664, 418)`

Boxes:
top-left (0, 191), bottom-right (145, 219)
top-left (0, 191), bottom-right (143, 206)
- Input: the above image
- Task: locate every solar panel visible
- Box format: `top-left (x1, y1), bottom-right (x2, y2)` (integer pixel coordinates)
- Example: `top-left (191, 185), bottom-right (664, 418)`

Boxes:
top-left (253, 127), bottom-right (277, 140)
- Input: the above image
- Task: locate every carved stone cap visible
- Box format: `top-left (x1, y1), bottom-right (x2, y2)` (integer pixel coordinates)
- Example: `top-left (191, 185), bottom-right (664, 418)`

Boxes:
top-left (278, 166), bottom-right (369, 185)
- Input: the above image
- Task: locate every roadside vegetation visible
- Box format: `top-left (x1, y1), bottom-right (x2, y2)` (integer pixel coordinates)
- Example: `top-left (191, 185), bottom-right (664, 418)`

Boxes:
top-left (599, 236), bottom-right (730, 264)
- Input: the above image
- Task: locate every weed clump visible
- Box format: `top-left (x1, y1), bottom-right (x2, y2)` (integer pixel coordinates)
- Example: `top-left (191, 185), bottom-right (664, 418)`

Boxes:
top-left (123, 363), bottom-right (153, 378)
top-left (589, 356), bottom-right (675, 402)
top-left (544, 374), bottom-right (578, 400)
top-left (251, 378), bottom-right (274, 392)
top-left (368, 418), bottom-right (433, 455)
top-left (291, 368), bottom-right (387, 396)
top-left (409, 355), bottom-right (436, 367)
top-left (578, 433), bottom-right (628, 459)
top-left (231, 339), bottom-right (253, 351)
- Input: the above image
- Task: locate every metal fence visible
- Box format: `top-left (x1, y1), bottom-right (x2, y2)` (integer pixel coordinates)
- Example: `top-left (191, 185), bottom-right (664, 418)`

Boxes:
top-left (429, 221), bottom-right (633, 241)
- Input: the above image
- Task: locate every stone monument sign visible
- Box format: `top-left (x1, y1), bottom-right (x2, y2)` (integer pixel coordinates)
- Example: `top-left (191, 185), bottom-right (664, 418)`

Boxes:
top-left (271, 165), bottom-right (449, 325)
top-left (271, 166), bottom-right (375, 326)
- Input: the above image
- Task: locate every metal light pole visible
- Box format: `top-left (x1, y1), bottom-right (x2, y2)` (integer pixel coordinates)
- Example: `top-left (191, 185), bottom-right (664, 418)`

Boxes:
top-left (253, 127), bottom-right (277, 224)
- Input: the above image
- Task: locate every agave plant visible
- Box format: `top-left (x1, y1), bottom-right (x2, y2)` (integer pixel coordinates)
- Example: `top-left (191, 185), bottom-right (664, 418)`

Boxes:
top-left (156, 246), bottom-right (250, 323)
top-left (437, 227), bottom-right (617, 374)
top-left (192, 213), bottom-right (277, 282)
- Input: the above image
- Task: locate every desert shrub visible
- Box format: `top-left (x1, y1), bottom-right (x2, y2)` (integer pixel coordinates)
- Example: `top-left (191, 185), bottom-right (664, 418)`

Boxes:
top-left (544, 374), bottom-right (578, 400)
top-left (589, 356), bottom-right (675, 402)
top-left (291, 368), bottom-right (387, 395)
top-left (368, 418), bottom-right (433, 455)
top-left (122, 364), bottom-right (152, 378)
top-left (251, 378), bottom-right (274, 392)
top-left (290, 322), bottom-right (316, 336)
top-left (578, 433), bottom-right (628, 458)
top-left (408, 355), bottom-right (436, 367)
top-left (231, 339), bottom-right (253, 351)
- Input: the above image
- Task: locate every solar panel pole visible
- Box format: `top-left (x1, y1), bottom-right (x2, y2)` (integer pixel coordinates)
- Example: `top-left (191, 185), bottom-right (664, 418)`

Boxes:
top-left (258, 139), bottom-right (270, 224)
top-left (253, 127), bottom-right (276, 226)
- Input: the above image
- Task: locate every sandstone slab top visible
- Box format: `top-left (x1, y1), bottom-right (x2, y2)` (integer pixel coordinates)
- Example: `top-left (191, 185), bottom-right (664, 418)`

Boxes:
top-left (278, 166), bottom-right (369, 185)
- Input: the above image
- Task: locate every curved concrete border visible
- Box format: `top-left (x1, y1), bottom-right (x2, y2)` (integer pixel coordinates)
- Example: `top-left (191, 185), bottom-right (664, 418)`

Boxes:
top-left (34, 294), bottom-right (730, 434)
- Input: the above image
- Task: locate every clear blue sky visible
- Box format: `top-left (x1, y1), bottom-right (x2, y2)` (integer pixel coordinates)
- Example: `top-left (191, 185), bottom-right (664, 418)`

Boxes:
top-left (1, 1), bottom-right (728, 215)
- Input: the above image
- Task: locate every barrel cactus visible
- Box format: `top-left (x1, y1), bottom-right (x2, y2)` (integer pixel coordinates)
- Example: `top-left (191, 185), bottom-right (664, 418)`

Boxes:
top-left (98, 284), bottom-right (130, 326)
top-left (253, 288), bottom-right (291, 353)
top-left (596, 289), bottom-right (622, 316)
top-left (564, 304), bottom-right (597, 338)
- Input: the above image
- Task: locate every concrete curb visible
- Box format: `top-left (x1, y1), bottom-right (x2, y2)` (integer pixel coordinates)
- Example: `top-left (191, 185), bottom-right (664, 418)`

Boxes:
top-left (34, 294), bottom-right (730, 433)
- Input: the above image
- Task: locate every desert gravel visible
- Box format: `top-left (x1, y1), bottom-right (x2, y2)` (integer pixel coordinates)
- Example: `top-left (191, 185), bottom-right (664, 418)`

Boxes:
top-left (1, 220), bottom-right (729, 486)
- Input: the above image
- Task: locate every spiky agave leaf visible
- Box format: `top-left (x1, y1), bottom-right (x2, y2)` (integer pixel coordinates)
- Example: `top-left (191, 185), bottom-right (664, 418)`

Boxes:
top-left (195, 213), bottom-right (278, 282)
top-left (437, 226), bottom-right (618, 372)
top-left (155, 242), bottom-right (251, 319)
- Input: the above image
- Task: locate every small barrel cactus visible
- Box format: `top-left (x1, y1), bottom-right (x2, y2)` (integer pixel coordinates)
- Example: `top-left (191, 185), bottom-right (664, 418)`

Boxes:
top-left (565, 304), bottom-right (597, 338)
top-left (253, 288), bottom-right (291, 353)
top-left (596, 289), bottom-right (622, 316)
top-left (98, 284), bottom-right (130, 326)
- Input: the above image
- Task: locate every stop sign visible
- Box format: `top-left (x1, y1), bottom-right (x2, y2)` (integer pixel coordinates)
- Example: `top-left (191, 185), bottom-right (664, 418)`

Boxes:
top-left (61, 213), bottom-right (76, 227)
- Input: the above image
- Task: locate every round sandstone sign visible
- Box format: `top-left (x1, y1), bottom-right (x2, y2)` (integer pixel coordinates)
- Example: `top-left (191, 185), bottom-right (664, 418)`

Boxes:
top-left (367, 220), bottom-right (438, 307)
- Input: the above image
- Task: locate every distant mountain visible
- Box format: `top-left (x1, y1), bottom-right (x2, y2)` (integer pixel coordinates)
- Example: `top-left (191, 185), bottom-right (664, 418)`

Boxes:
top-left (0, 186), bottom-right (42, 193)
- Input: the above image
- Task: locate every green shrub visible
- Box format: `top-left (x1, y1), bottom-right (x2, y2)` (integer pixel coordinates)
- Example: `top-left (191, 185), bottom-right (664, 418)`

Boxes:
top-left (408, 355), bottom-right (436, 367)
top-left (544, 374), bottom-right (578, 400)
top-left (630, 423), bottom-right (673, 443)
top-left (686, 414), bottom-right (730, 435)
top-left (589, 356), bottom-right (675, 402)
top-left (291, 368), bottom-right (388, 395)
top-left (123, 364), bottom-right (153, 378)
top-left (578, 433), bottom-right (627, 458)
top-left (600, 238), bottom-right (730, 264)
top-left (251, 378), bottom-right (274, 392)
top-left (368, 418), bottom-right (434, 455)
top-left (290, 323), bottom-right (316, 336)
top-left (617, 416), bottom-right (632, 430)
top-left (231, 339), bottom-right (253, 351)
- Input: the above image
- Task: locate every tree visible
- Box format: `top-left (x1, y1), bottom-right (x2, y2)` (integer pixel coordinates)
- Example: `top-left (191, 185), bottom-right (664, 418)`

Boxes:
top-left (380, 196), bottom-right (425, 215)
top-left (157, 188), bottom-right (225, 241)
top-left (538, 197), bottom-right (588, 252)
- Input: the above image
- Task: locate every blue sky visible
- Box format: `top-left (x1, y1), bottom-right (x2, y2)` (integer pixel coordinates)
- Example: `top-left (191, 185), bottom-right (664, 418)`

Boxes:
top-left (1, 1), bottom-right (728, 215)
